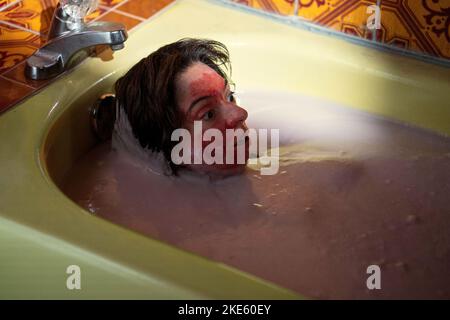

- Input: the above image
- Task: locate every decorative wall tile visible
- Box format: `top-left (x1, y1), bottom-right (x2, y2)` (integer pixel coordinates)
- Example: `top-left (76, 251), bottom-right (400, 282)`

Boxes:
top-left (98, 10), bottom-right (141, 29)
top-left (0, 0), bottom-right (125, 76)
top-left (233, 0), bottom-right (295, 15)
top-left (99, 0), bottom-right (127, 7)
top-left (116, 0), bottom-right (173, 19)
top-left (0, 75), bottom-right (33, 112)
top-left (233, 0), bottom-right (450, 59)
top-left (0, 29), bottom-right (39, 73)
top-left (2, 57), bottom-right (50, 88)
top-left (378, 0), bottom-right (450, 59)
top-left (0, 0), bottom-right (57, 37)
top-left (0, 0), bottom-right (175, 113)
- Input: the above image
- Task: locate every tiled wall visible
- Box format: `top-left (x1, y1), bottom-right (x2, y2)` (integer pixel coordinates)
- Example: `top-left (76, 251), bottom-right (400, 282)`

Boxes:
top-left (0, 0), bottom-right (173, 113)
top-left (234, 0), bottom-right (450, 60)
top-left (1, 0), bottom-right (449, 113)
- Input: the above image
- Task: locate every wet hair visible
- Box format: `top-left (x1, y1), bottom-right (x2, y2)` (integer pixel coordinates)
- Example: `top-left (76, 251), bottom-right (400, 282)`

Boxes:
top-left (114, 38), bottom-right (232, 174)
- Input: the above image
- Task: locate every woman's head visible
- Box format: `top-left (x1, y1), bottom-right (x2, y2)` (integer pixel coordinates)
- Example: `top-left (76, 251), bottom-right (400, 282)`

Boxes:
top-left (114, 38), bottom-right (249, 176)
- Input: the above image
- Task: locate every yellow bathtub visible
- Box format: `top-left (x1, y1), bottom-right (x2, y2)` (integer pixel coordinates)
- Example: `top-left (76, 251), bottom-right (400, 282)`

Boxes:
top-left (0, 0), bottom-right (449, 299)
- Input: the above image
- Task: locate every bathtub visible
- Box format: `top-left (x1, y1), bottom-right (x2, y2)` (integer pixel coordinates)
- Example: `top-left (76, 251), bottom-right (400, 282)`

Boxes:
top-left (0, 0), bottom-right (449, 299)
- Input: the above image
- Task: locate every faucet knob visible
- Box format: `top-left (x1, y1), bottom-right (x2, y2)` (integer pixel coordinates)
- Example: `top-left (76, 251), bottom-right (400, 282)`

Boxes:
top-left (60, 0), bottom-right (99, 20)
top-left (48, 0), bottom-right (98, 38)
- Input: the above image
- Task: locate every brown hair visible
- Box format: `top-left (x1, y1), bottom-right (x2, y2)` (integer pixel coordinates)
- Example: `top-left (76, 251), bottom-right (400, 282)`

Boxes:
top-left (114, 38), bottom-right (231, 173)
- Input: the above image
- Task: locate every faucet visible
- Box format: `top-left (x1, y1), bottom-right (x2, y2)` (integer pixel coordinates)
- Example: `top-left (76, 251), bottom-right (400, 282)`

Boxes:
top-left (25, 0), bottom-right (128, 80)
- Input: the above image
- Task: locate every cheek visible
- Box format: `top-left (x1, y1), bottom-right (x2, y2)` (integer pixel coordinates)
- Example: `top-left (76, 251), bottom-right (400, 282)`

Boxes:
top-left (201, 131), bottom-right (223, 150)
top-left (201, 123), bottom-right (228, 149)
top-left (187, 114), bottom-right (235, 150)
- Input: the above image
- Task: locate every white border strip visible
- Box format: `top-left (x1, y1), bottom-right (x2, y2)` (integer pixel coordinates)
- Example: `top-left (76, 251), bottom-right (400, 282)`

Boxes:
top-left (93, 0), bottom-right (131, 22)
top-left (120, 0), bottom-right (180, 34)
top-left (0, 0), bottom-right (21, 12)
top-left (0, 74), bottom-right (34, 89)
top-left (0, 19), bottom-right (40, 35)
top-left (111, 8), bottom-right (146, 21)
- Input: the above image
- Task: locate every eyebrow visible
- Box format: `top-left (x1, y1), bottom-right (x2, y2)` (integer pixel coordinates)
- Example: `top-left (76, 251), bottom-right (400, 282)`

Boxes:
top-left (188, 79), bottom-right (229, 113)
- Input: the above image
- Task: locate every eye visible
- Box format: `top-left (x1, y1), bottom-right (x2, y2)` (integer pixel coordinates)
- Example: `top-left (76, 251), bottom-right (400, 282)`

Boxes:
top-left (227, 91), bottom-right (236, 103)
top-left (202, 109), bottom-right (215, 121)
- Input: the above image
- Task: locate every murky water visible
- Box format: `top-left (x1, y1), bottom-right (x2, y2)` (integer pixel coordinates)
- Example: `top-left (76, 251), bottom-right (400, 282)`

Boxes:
top-left (62, 90), bottom-right (450, 299)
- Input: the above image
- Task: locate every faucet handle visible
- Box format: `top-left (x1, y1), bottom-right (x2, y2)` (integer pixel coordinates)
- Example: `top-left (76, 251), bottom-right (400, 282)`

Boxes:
top-left (60, 0), bottom-right (99, 20)
top-left (47, 0), bottom-right (98, 40)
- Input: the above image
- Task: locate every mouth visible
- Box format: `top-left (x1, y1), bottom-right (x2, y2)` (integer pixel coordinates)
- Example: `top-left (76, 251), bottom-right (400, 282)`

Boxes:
top-left (233, 127), bottom-right (250, 147)
top-left (234, 135), bottom-right (250, 147)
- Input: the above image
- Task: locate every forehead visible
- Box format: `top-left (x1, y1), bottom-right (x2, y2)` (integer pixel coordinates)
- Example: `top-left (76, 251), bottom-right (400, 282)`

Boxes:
top-left (177, 62), bottom-right (225, 99)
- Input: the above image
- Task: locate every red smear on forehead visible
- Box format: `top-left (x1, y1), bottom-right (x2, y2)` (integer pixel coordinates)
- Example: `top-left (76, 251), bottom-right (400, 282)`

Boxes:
top-left (189, 71), bottom-right (225, 98)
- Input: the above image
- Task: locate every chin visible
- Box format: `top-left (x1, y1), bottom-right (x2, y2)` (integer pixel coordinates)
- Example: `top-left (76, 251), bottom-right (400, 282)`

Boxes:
top-left (216, 163), bottom-right (247, 177)
top-left (187, 163), bottom-right (247, 178)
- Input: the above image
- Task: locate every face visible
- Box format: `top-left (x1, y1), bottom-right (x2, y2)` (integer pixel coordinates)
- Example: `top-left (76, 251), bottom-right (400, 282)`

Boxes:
top-left (175, 62), bottom-right (249, 176)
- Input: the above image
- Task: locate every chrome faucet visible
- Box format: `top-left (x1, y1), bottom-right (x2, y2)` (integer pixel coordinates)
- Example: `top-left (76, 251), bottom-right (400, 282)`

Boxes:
top-left (25, 0), bottom-right (128, 80)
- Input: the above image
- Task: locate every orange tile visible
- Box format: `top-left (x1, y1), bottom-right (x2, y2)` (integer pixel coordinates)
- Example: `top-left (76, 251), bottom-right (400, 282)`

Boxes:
top-left (2, 60), bottom-right (51, 89)
top-left (381, 0), bottom-right (450, 59)
top-left (0, 76), bottom-right (34, 114)
top-left (0, 44), bottom-right (38, 74)
top-left (99, 0), bottom-right (127, 8)
top-left (233, 0), bottom-right (294, 16)
top-left (0, 0), bottom-right (56, 36)
top-left (98, 10), bottom-right (141, 30)
top-left (0, 21), bottom-right (40, 44)
top-left (0, 24), bottom-right (40, 74)
top-left (0, 0), bottom-right (115, 36)
top-left (116, 0), bottom-right (174, 19)
top-left (85, 6), bottom-right (109, 22)
top-left (0, 0), bottom-right (20, 11)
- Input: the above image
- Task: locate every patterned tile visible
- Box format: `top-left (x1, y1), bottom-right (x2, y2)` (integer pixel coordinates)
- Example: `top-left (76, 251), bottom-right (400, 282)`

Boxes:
top-left (0, 0), bottom-right (118, 36)
top-left (85, 5), bottom-right (109, 22)
top-left (99, 0), bottom-right (127, 7)
top-left (91, 0), bottom-right (128, 20)
top-left (0, 22), bottom-right (40, 74)
top-left (315, 1), bottom-right (378, 41)
top-left (0, 0), bottom-right (21, 12)
top-left (0, 43), bottom-right (37, 74)
top-left (0, 75), bottom-right (33, 113)
top-left (0, 0), bottom-right (127, 111)
top-left (2, 59), bottom-right (50, 88)
top-left (116, 0), bottom-right (174, 19)
top-left (233, 0), bottom-right (294, 15)
top-left (98, 10), bottom-right (142, 30)
top-left (378, 0), bottom-right (450, 59)
top-left (235, 0), bottom-right (450, 59)
top-left (0, 0), bottom-right (56, 36)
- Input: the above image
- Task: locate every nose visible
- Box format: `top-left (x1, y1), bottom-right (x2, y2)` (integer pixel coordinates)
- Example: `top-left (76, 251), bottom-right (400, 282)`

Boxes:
top-left (225, 104), bottom-right (248, 128)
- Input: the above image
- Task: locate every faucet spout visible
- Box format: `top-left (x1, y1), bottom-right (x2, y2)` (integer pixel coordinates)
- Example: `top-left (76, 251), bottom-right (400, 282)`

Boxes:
top-left (25, 4), bottom-right (128, 80)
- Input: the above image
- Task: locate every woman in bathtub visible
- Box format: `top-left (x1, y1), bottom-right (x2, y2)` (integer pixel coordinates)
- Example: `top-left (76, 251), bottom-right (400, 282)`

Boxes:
top-left (113, 38), bottom-right (251, 178)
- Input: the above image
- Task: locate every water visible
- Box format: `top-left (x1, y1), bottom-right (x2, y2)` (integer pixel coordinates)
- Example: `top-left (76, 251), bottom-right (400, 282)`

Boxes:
top-left (62, 89), bottom-right (450, 299)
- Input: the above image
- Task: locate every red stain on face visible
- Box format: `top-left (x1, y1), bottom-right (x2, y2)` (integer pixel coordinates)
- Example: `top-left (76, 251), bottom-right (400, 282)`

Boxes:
top-left (189, 72), bottom-right (225, 100)
top-left (188, 71), bottom-right (247, 150)
top-left (177, 63), bottom-right (249, 176)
